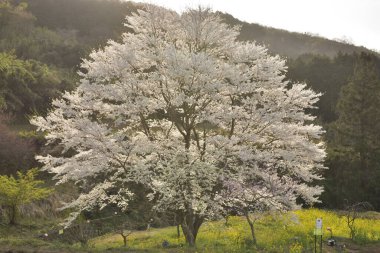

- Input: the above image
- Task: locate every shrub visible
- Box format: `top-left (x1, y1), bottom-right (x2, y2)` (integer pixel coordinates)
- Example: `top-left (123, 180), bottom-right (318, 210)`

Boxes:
top-left (0, 168), bottom-right (52, 224)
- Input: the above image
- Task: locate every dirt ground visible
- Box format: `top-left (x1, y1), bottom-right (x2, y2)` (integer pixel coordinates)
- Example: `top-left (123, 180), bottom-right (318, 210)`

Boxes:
top-left (319, 238), bottom-right (380, 253)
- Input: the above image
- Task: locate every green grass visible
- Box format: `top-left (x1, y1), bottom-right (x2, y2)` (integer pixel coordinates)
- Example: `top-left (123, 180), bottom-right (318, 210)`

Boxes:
top-left (89, 209), bottom-right (380, 253)
top-left (1, 209), bottom-right (380, 252)
top-left (0, 216), bottom-right (84, 252)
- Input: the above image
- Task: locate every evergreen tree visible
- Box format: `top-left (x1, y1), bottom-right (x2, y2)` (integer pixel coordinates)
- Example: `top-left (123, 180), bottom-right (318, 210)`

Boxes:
top-left (324, 53), bottom-right (380, 209)
top-left (287, 53), bottom-right (355, 124)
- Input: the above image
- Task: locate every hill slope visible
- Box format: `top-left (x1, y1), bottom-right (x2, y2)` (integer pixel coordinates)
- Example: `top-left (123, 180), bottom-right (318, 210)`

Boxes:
top-left (219, 12), bottom-right (377, 58)
top-left (24, 0), bottom-right (378, 58)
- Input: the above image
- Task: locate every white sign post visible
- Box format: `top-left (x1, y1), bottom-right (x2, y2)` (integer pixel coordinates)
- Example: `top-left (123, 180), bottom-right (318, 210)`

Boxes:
top-left (314, 218), bottom-right (323, 253)
top-left (316, 218), bottom-right (322, 230)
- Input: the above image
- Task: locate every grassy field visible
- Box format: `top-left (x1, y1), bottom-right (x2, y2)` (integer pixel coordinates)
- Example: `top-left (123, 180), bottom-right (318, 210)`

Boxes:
top-left (1, 209), bottom-right (380, 252)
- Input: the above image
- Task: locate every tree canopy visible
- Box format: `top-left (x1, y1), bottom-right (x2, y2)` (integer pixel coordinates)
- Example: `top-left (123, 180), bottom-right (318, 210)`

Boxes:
top-left (32, 6), bottom-right (326, 246)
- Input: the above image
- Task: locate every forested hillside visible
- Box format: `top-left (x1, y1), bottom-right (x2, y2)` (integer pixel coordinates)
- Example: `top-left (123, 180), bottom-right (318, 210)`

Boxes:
top-left (21, 0), bottom-right (380, 59)
top-left (220, 12), bottom-right (378, 58)
top-left (1, 0), bottom-right (380, 217)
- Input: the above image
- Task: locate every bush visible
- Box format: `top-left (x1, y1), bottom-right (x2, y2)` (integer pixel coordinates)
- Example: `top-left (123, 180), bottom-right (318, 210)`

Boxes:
top-left (0, 168), bottom-right (52, 225)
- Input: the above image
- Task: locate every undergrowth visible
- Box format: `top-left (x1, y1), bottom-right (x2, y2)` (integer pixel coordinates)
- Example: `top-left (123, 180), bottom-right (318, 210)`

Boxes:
top-left (0, 209), bottom-right (379, 252)
top-left (90, 209), bottom-right (380, 252)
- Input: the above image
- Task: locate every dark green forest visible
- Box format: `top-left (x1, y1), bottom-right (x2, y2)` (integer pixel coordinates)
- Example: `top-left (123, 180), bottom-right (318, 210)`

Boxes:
top-left (1, 0), bottom-right (380, 216)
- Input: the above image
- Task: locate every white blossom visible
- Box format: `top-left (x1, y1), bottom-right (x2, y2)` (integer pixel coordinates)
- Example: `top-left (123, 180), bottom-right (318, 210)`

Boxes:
top-left (31, 6), bottom-right (325, 237)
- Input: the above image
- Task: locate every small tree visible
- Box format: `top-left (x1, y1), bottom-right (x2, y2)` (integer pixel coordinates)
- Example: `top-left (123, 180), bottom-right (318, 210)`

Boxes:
top-left (343, 201), bottom-right (373, 240)
top-left (114, 221), bottom-right (134, 247)
top-left (0, 168), bottom-right (52, 225)
top-left (221, 178), bottom-right (295, 244)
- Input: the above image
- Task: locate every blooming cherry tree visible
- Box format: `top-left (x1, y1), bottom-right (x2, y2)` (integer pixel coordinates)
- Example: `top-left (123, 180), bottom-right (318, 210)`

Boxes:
top-left (32, 6), bottom-right (326, 246)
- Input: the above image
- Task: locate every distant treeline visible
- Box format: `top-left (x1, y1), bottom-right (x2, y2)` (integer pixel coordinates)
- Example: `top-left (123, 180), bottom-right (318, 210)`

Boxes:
top-left (1, 0), bottom-right (380, 210)
top-left (220, 12), bottom-right (378, 58)
top-left (288, 53), bottom-right (380, 210)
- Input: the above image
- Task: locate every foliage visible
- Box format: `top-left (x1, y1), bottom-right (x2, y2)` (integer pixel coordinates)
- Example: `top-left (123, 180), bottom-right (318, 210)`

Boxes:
top-left (0, 1), bottom-right (379, 250)
top-left (32, 6), bottom-right (325, 246)
top-left (27, 0), bottom-right (139, 47)
top-left (0, 168), bottom-right (52, 224)
top-left (343, 201), bottom-right (373, 240)
top-left (90, 209), bottom-right (380, 252)
top-left (2, 0), bottom-right (378, 221)
top-left (325, 53), bottom-right (380, 210)
top-left (287, 53), bottom-right (355, 123)
top-left (220, 12), bottom-right (377, 59)
top-left (0, 0), bottom-right (84, 68)
top-left (24, 0), bottom-right (378, 59)
top-left (0, 209), bottom-right (378, 252)
top-left (0, 114), bottom-right (36, 175)
top-left (288, 52), bottom-right (380, 212)
top-left (0, 0), bottom-right (79, 130)
top-left (0, 52), bottom-right (70, 116)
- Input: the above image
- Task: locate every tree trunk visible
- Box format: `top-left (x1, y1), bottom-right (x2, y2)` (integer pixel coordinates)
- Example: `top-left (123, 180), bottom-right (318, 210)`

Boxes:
top-left (181, 213), bottom-right (203, 247)
top-left (245, 213), bottom-right (257, 245)
top-left (225, 215), bottom-right (230, 226)
top-left (122, 234), bottom-right (127, 247)
top-left (177, 224), bottom-right (181, 238)
top-left (9, 205), bottom-right (17, 225)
